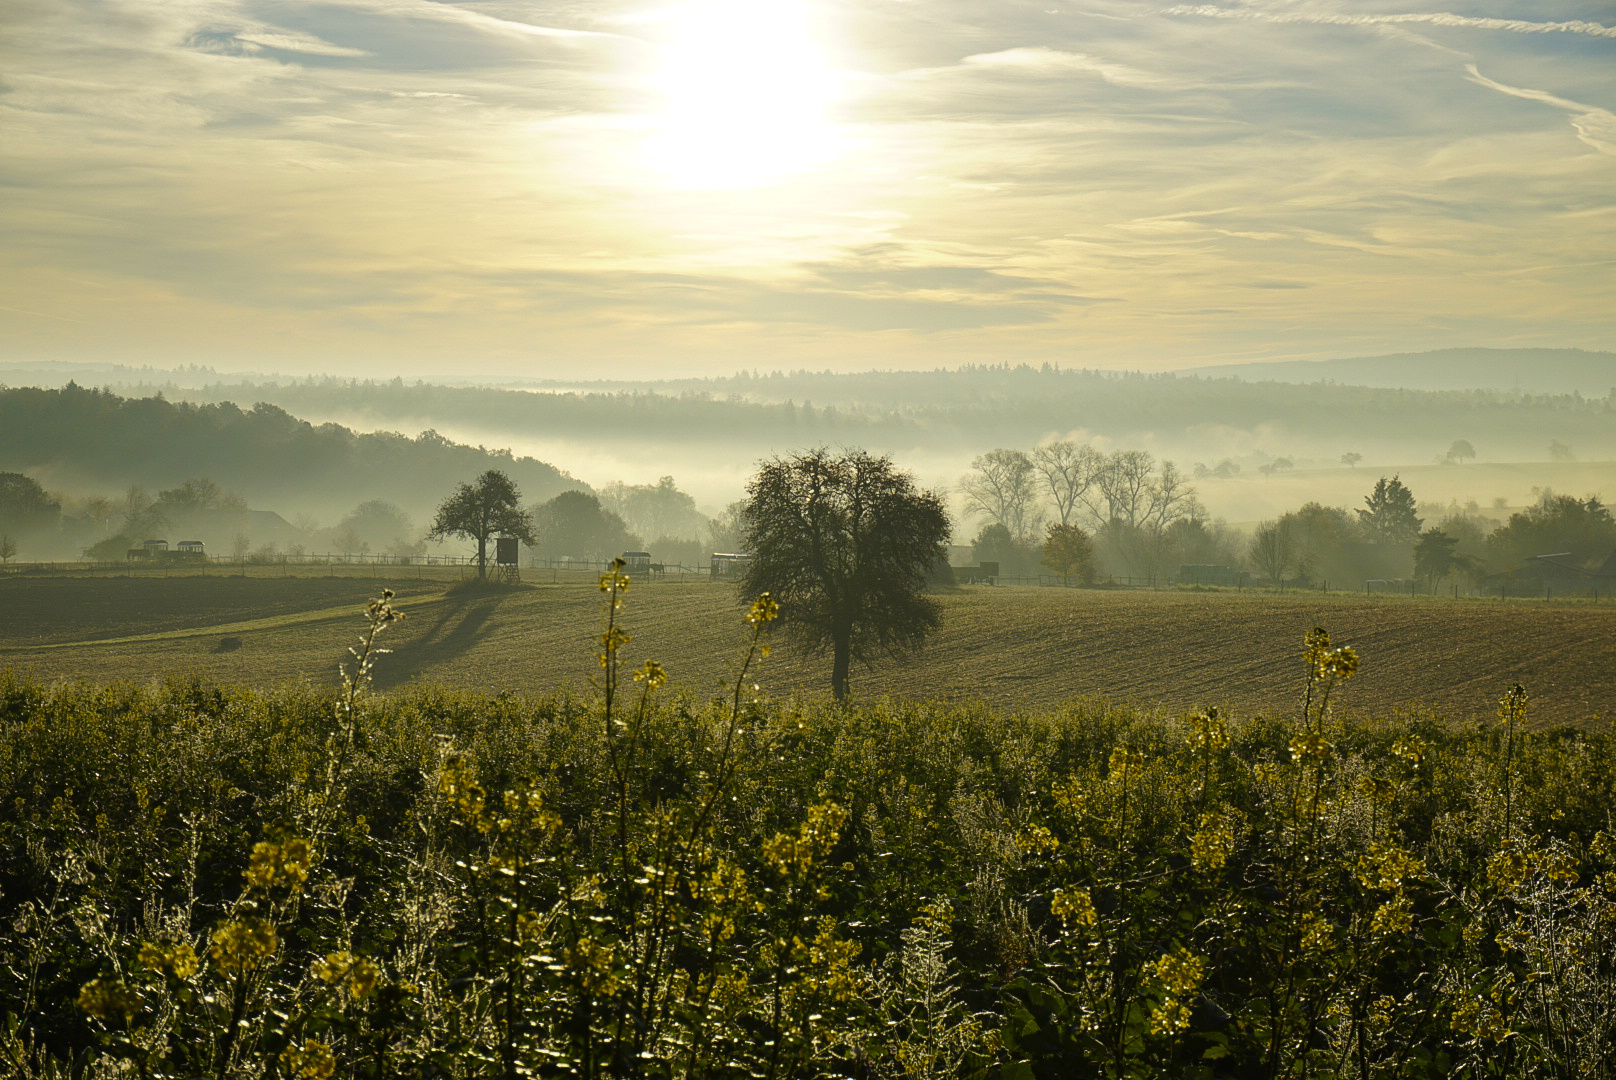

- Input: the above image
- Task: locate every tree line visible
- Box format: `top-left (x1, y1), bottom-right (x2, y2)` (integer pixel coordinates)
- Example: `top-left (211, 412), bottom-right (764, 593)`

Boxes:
top-left (958, 444), bottom-right (1237, 581)
top-left (0, 384), bottom-right (579, 522)
top-left (1242, 481), bottom-right (1615, 592)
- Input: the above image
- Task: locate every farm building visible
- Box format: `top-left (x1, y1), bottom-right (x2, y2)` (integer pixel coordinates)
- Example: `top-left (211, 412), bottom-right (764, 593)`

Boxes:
top-left (1174, 564), bottom-right (1248, 587)
top-left (1519, 550), bottom-right (1616, 594)
top-left (710, 553), bottom-right (751, 579)
top-left (619, 550), bottom-right (653, 575)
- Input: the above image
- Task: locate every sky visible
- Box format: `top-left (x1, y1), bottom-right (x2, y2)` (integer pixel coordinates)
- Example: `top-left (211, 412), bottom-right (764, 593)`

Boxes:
top-left (2, 0), bottom-right (1613, 379)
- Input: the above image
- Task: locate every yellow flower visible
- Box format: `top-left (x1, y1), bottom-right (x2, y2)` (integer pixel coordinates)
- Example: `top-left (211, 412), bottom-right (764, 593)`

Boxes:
top-left (1289, 731), bottom-right (1333, 765)
top-left (245, 835), bottom-right (314, 892)
top-left (439, 757), bottom-right (487, 821)
top-left (1486, 849), bottom-right (1533, 893)
top-left (1051, 886), bottom-right (1098, 930)
top-left (747, 592), bottom-right (779, 625)
top-left (632, 660), bottom-right (668, 690)
top-left (763, 802), bottom-right (848, 878)
top-left (1108, 746), bottom-right (1145, 777)
top-left (1357, 775), bottom-right (1398, 806)
top-left (78, 977), bottom-right (138, 1023)
top-left (598, 626), bottom-right (631, 668)
top-left (563, 935), bottom-right (621, 995)
top-left (1297, 912), bottom-right (1334, 953)
top-left (138, 939), bottom-right (199, 981)
top-left (1016, 823), bottom-right (1060, 856)
top-left (1498, 683), bottom-right (1528, 726)
top-left (1187, 708), bottom-right (1229, 753)
top-left (210, 917), bottom-right (277, 973)
top-left (1304, 627), bottom-right (1359, 681)
top-left (1144, 947), bottom-right (1206, 1034)
top-left (1370, 895), bottom-right (1414, 937)
top-left (599, 559), bottom-right (630, 595)
top-left (280, 1039), bottom-right (337, 1080)
top-left (313, 951), bottom-right (380, 999)
top-left (1390, 736), bottom-right (1428, 768)
top-left (1356, 842), bottom-right (1425, 892)
top-left (1190, 812), bottom-right (1236, 873)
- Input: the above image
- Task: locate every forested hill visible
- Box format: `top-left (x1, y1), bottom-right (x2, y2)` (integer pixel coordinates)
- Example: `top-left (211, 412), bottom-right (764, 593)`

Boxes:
top-left (1184, 347), bottom-right (1616, 396)
top-left (140, 366), bottom-right (1616, 466)
top-left (0, 384), bottom-right (579, 518)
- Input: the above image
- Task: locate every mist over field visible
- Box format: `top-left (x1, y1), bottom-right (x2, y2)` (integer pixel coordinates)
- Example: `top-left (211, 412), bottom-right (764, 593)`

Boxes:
top-left (5, 348), bottom-right (1615, 531)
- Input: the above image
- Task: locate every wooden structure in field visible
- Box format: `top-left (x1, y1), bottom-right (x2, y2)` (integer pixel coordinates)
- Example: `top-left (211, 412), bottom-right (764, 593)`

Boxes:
top-left (495, 537), bottom-right (521, 584)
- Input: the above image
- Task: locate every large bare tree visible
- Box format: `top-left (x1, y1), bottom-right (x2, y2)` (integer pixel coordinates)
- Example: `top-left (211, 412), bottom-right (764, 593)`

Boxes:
top-left (1031, 441), bottom-right (1103, 527)
top-left (960, 448), bottom-right (1040, 541)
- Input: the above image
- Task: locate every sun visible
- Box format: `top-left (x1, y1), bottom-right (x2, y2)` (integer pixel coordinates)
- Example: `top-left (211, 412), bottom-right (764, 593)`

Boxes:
top-left (646, 0), bottom-right (841, 189)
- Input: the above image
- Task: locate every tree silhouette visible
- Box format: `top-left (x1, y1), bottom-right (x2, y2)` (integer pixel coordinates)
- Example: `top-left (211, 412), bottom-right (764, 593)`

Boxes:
top-left (740, 448), bottom-right (950, 701)
top-left (532, 490), bottom-right (638, 561)
top-left (428, 470), bottom-right (535, 580)
top-left (1249, 519), bottom-right (1297, 590)
top-left (1414, 529), bottom-right (1462, 591)
top-left (1357, 476), bottom-right (1422, 545)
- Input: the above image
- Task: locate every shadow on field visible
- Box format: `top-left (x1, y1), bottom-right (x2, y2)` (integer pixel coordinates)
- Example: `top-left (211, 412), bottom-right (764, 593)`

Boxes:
top-left (375, 594), bottom-right (506, 689)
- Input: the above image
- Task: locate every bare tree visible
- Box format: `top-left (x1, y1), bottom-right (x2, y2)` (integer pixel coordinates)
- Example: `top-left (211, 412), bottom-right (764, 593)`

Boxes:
top-left (1249, 519), bottom-right (1297, 589)
top-left (1095, 450), bottom-right (1156, 527)
top-left (960, 449), bottom-right (1040, 542)
top-left (1031, 441), bottom-right (1103, 527)
top-left (1141, 461), bottom-right (1202, 532)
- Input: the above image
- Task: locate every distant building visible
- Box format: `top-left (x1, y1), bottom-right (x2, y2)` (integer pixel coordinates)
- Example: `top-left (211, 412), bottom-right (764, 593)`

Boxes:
top-left (1175, 564), bottom-right (1247, 587)
top-left (710, 553), bottom-right (751, 579)
top-left (177, 540), bottom-right (206, 558)
top-left (620, 550), bottom-right (653, 575)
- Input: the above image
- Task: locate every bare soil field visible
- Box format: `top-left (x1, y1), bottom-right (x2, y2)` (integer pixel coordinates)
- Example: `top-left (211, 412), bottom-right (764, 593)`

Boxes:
top-left (2, 574), bottom-right (1612, 726)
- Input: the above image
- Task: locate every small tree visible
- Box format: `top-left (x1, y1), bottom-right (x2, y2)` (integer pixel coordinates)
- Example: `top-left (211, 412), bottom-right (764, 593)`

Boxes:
top-left (0, 535), bottom-right (15, 564)
top-left (1414, 529), bottom-right (1469, 592)
top-left (428, 470), bottom-right (536, 580)
top-left (1340, 452), bottom-right (1362, 468)
top-left (1445, 439), bottom-right (1476, 464)
top-left (1041, 522), bottom-right (1095, 585)
top-left (740, 448), bottom-right (950, 700)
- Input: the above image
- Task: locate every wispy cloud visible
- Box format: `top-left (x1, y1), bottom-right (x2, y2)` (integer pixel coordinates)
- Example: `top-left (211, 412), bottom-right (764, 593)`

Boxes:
top-left (1162, 7), bottom-right (1616, 40)
top-left (1464, 65), bottom-right (1616, 156)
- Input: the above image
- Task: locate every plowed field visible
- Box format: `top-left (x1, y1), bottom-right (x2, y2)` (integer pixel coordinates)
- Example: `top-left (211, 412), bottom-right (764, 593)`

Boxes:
top-left (2, 576), bottom-right (1612, 726)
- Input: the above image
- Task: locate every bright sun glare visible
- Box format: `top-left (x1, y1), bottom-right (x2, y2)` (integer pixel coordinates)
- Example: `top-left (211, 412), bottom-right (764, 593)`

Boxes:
top-left (647, 0), bottom-right (840, 189)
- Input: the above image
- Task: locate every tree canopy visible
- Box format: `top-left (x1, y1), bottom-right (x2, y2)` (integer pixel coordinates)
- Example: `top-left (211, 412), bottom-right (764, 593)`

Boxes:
top-left (0, 473), bottom-right (60, 540)
top-left (428, 471), bottom-right (536, 579)
top-left (1357, 476), bottom-right (1422, 545)
top-left (739, 449), bottom-right (950, 700)
top-left (531, 490), bottom-right (638, 561)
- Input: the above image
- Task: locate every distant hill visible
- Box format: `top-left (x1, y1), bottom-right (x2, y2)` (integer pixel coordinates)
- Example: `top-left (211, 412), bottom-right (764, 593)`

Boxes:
top-left (1184, 348), bottom-right (1616, 396)
top-left (0, 384), bottom-right (582, 521)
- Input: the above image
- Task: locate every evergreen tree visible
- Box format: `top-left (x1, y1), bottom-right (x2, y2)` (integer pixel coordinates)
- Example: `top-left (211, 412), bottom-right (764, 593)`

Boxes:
top-left (1357, 476), bottom-right (1422, 545)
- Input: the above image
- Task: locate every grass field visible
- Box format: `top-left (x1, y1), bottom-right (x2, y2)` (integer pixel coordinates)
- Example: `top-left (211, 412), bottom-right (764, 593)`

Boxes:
top-left (3, 572), bottom-right (1612, 725)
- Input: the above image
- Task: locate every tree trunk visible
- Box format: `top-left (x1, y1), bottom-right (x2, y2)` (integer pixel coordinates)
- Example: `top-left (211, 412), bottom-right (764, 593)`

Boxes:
top-left (830, 630), bottom-right (851, 701)
top-left (477, 536), bottom-right (488, 580)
